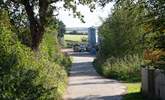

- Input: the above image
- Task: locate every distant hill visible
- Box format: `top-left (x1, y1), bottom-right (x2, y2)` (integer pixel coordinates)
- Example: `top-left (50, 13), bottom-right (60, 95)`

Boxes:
top-left (66, 27), bottom-right (89, 33)
top-left (66, 27), bottom-right (98, 33)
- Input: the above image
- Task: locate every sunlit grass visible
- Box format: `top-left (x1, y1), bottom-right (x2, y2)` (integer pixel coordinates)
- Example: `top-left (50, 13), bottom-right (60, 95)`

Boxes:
top-left (126, 83), bottom-right (141, 93)
top-left (64, 34), bottom-right (88, 42)
top-left (123, 83), bottom-right (145, 100)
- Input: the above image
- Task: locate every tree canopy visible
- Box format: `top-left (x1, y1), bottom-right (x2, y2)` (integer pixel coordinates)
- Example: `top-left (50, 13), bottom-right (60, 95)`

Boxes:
top-left (0, 0), bottom-right (102, 50)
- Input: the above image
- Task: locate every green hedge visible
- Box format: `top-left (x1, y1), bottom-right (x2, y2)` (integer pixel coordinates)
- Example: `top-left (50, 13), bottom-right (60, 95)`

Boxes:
top-left (0, 10), bottom-right (71, 99)
top-left (42, 32), bottom-right (72, 74)
top-left (94, 54), bottom-right (144, 82)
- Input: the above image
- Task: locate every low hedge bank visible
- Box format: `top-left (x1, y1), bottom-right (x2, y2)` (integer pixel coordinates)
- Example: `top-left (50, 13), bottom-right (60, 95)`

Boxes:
top-left (93, 54), bottom-right (144, 82)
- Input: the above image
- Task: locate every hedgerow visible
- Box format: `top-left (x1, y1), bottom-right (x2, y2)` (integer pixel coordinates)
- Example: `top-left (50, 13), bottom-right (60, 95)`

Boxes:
top-left (0, 9), bottom-right (71, 99)
top-left (94, 1), bottom-right (145, 82)
top-left (94, 55), bottom-right (144, 82)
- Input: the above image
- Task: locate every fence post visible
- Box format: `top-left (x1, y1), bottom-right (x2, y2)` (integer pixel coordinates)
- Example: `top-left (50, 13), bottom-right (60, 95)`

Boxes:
top-left (148, 68), bottom-right (155, 97)
top-left (141, 67), bottom-right (155, 97)
top-left (141, 67), bottom-right (148, 94)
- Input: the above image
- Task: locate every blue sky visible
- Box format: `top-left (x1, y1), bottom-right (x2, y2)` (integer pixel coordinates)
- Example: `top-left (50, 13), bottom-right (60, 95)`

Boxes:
top-left (56, 2), bottom-right (114, 28)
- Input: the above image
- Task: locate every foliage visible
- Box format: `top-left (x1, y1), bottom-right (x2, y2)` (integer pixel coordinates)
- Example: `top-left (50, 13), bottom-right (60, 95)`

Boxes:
top-left (98, 0), bottom-right (144, 58)
top-left (95, 0), bottom-right (165, 82)
top-left (69, 30), bottom-right (78, 34)
top-left (144, 49), bottom-right (165, 62)
top-left (94, 54), bottom-right (144, 82)
top-left (43, 30), bottom-right (72, 72)
top-left (0, 10), bottom-right (71, 99)
top-left (57, 21), bottom-right (66, 38)
top-left (143, 0), bottom-right (165, 34)
top-left (1, 0), bottom-right (99, 50)
top-left (143, 0), bottom-right (165, 69)
top-left (57, 21), bottom-right (66, 46)
top-left (94, 0), bottom-right (145, 82)
top-left (81, 37), bottom-right (88, 42)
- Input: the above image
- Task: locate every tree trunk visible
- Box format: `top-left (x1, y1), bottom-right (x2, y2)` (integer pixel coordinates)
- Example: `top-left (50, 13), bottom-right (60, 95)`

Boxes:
top-left (23, 1), bottom-right (45, 50)
top-left (10, 0), bottom-right (49, 50)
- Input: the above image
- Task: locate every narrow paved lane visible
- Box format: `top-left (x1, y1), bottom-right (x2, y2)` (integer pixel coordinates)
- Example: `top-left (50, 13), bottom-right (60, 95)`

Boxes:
top-left (64, 51), bottom-right (126, 100)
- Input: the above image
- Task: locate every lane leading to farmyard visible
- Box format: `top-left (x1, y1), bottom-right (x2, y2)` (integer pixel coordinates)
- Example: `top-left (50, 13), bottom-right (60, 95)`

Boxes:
top-left (64, 51), bottom-right (126, 100)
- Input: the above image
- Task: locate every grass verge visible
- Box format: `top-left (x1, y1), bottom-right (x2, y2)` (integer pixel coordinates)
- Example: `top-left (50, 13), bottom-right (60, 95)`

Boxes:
top-left (123, 83), bottom-right (145, 100)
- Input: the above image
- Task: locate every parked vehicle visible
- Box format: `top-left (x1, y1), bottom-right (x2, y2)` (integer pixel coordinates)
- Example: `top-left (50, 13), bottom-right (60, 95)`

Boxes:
top-left (73, 44), bottom-right (80, 52)
top-left (73, 44), bottom-right (87, 52)
top-left (79, 44), bottom-right (86, 52)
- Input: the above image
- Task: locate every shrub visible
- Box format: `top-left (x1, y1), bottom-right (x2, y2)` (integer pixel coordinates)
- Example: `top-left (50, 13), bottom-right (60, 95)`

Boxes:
top-left (94, 1), bottom-right (145, 82)
top-left (81, 37), bottom-right (87, 42)
top-left (94, 54), bottom-right (144, 82)
top-left (0, 10), bottom-right (70, 99)
top-left (41, 32), bottom-right (72, 74)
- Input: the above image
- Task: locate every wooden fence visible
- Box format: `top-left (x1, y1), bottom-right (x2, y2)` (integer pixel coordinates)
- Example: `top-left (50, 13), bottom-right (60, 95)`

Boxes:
top-left (141, 67), bottom-right (165, 100)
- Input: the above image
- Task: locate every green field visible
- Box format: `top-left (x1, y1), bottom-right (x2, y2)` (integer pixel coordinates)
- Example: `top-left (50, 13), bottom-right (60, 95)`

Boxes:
top-left (64, 34), bottom-right (88, 42)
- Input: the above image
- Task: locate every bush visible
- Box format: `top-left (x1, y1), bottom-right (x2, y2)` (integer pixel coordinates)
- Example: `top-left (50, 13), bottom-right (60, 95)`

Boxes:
top-left (42, 32), bottom-right (72, 74)
top-left (0, 10), bottom-right (71, 99)
top-left (94, 54), bottom-right (144, 82)
top-left (94, 1), bottom-right (145, 82)
top-left (81, 37), bottom-right (87, 42)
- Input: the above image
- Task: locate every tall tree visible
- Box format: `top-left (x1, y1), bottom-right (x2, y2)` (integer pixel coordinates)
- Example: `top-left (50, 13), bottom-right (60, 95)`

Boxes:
top-left (57, 21), bottom-right (65, 38)
top-left (2, 0), bottom-right (97, 50)
top-left (98, 0), bottom-right (145, 58)
top-left (145, 0), bottom-right (165, 50)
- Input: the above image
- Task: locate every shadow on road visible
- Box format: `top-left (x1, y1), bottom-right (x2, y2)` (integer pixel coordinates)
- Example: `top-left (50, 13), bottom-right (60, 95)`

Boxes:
top-left (64, 50), bottom-right (125, 100)
top-left (69, 80), bottom-right (118, 86)
top-left (70, 62), bottom-right (95, 76)
top-left (69, 52), bottom-right (95, 57)
top-left (72, 95), bottom-right (123, 100)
